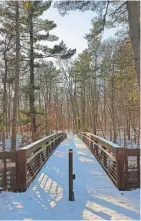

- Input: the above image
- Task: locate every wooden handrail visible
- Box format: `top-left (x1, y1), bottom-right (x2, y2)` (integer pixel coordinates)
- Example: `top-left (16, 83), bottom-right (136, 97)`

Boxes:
top-left (80, 134), bottom-right (116, 161)
top-left (17, 132), bottom-right (66, 191)
top-left (20, 132), bottom-right (65, 156)
top-left (78, 132), bottom-right (140, 190)
top-left (79, 132), bottom-right (121, 153)
top-left (26, 135), bottom-right (63, 163)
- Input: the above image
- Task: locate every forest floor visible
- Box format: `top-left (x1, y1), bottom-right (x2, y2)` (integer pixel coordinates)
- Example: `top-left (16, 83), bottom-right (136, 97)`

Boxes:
top-left (0, 134), bottom-right (140, 220)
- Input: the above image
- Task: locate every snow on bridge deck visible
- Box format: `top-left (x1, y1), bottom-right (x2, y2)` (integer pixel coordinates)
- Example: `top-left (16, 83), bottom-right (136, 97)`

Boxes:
top-left (0, 134), bottom-right (140, 220)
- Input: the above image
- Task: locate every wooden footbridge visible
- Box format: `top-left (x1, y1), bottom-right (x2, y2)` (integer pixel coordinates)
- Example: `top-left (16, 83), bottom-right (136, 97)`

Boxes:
top-left (0, 132), bottom-right (140, 192)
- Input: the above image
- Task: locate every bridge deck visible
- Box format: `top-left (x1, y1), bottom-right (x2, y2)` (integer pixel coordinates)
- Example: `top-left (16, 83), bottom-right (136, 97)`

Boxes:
top-left (0, 135), bottom-right (140, 220)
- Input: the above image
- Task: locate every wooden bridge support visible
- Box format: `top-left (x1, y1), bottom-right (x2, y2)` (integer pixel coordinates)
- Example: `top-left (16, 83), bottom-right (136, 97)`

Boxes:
top-left (18, 149), bottom-right (27, 192)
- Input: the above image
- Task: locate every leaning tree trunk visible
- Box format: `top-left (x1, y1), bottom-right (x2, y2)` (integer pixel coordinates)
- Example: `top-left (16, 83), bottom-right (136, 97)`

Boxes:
top-left (11, 1), bottom-right (20, 151)
top-left (127, 1), bottom-right (140, 89)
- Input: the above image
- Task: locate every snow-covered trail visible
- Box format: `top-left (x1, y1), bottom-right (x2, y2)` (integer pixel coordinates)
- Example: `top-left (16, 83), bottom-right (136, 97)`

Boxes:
top-left (0, 135), bottom-right (140, 220)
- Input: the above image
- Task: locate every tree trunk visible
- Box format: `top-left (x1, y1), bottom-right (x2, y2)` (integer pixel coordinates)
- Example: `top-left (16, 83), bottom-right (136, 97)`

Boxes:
top-left (81, 81), bottom-right (85, 128)
top-left (11, 1), bottom-right (20, 151)
top-left (91, 79), bottom-right (97, 135)
top-left (8, 84), bottom-right (11, 137)
top-left (29, 9), bottom-right (36, 141)
top-left (127, 1), bottom-right (140, 89)
top-left (2, 52), bottom-right (8, 151)
top-left (104, 80), bottom-right (107, 134)
top-left (126, 112), bottom-right (131, 141)
top-left (111, 60), bottom-right (117, 143)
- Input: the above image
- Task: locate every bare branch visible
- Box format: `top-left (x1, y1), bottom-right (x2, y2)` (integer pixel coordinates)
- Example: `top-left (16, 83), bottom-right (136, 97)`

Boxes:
top-left (112, 2), bottom-right (127, 17)
top-left (97, 0), bottom-right (110, 34)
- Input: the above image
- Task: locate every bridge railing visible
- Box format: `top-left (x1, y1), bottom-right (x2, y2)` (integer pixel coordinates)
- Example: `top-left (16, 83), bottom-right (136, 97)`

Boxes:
top-left (78, 132), bottom-right (140, 190)
top-left (0, 132), bottom-right (66, 192)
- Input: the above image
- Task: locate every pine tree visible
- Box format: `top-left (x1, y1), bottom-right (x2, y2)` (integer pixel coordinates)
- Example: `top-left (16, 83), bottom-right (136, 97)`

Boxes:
top-left (20, 0), bottom-right (76, 141)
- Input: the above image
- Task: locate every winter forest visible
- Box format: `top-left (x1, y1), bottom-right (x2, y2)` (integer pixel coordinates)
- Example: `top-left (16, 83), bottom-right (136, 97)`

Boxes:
top-left (0, 0), bottom-right (140, 151)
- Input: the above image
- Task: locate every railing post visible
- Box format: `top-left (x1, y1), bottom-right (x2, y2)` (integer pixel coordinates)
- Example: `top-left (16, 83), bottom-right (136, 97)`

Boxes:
top-left (116, 148), bottom-right (126, 190)
top-left (46, 142), bottom-right (49, 158)
top-left (18, 149), bottom-right (27, 192)
top-left (69, 149), bottom-right (75, 201)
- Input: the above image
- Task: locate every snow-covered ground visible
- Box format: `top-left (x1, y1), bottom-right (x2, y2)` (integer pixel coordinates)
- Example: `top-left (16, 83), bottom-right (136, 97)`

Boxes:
top-left (0, 134), bottom-right (140, 220)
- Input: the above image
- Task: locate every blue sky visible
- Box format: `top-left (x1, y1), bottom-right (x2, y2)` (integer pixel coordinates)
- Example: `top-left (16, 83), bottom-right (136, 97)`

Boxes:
top-left (42, 4), bottom-right (117, 54)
